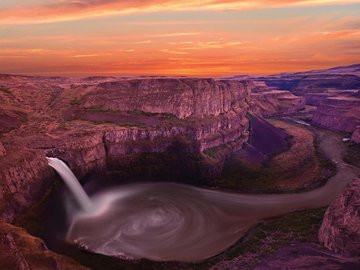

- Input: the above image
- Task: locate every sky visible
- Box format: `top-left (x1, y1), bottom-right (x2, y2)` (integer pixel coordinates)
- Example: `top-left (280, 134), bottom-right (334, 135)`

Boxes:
top-left (0, 0), bottom-right (359, 76)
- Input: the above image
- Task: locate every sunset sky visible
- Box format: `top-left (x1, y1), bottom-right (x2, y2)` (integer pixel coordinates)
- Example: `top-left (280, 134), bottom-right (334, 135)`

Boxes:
top-left (0, 0), bottom-right (359, 76)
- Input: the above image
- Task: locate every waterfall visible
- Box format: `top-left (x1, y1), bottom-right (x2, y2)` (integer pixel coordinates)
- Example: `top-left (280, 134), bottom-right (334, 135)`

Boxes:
top-left (46, 157), bottom-right (92, 211)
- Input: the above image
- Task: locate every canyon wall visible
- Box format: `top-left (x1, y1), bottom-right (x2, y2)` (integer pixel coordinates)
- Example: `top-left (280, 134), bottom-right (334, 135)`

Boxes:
top-left (312, 97), bottom-right (360, 133)
top-left (250, 90), bottom-right (305, 117)
top-left (82, 79), bottom-right (250, 119)
top-left (246, 65), bottom-right (360, 134)
top-left (0, 77), bottom-right (253, 222)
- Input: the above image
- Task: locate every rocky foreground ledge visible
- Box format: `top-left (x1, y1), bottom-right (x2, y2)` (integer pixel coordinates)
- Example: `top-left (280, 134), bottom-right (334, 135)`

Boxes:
top-left (251, 178), bottom-right (360, 270)
top-left (319, 178), bottom-right (360, 257)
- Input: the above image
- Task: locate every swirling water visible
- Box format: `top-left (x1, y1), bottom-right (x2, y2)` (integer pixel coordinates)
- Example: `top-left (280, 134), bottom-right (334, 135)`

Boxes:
top-left (47, 148), bottom-right (357, 262)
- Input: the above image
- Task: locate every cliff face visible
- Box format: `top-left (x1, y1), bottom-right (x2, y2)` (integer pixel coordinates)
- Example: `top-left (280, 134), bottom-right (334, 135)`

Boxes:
top-left (319, 178), bottom-right (360, 257)
top-left (0, 150), bottom-right (54, 222)
top-left (82, 78), bottom-right (250, 119)
top-left (0, 77), bottom-right (253, 222)
top-left (250, 90), bottom-right (305, 117)
top-left (312, 96), bottom-right (360, 132)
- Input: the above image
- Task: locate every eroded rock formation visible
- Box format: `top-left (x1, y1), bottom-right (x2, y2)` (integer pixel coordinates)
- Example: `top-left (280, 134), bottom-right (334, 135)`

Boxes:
top-left (319, 178), bottom-right (360, 257)
top-left (250, 90), bottom-right (305, 117)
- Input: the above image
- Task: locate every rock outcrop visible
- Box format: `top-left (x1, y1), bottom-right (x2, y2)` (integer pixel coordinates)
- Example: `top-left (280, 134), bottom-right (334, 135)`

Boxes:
top-left (0, 220), bottom-right (87, 270)
top-left (250, 90), bottom-right (305, 117)
top-left (319, 178), bottom-right (360, 257)
top-left (312, 96), bottom-right (360, 132)
top-left (352, 127), bottom-right (360, 143)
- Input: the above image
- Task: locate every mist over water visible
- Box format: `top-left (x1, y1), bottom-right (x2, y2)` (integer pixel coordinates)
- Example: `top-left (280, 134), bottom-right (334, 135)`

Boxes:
top-left (47, 152), bottom-right (356, 262)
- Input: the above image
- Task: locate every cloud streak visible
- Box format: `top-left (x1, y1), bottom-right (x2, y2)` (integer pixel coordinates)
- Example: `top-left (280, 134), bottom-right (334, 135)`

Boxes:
top-left (0, 1), bottom-right (359, 76)
top-left (1, 0), bottom-right (359, 23)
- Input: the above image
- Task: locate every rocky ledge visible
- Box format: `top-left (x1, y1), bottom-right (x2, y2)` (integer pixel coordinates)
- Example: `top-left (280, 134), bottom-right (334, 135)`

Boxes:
top-left (319, 178), bottom-right (360, 257)
top-left (250, 90), bottom-right (305, 117)
top-left (0, 220), bottom-right (87, 270)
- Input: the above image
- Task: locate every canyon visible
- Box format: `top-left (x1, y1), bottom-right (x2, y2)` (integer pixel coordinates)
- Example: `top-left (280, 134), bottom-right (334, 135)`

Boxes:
top-left (0, 77), bottom-right (252, 223)
top-left (246, 64), bottom-right (360, 140)
top-left (0, 64), bottom-right (359, 269)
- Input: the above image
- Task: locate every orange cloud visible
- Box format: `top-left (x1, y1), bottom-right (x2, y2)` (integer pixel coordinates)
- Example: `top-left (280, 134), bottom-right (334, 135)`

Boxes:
top-left (1, 0), bottom-right (359, 24)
